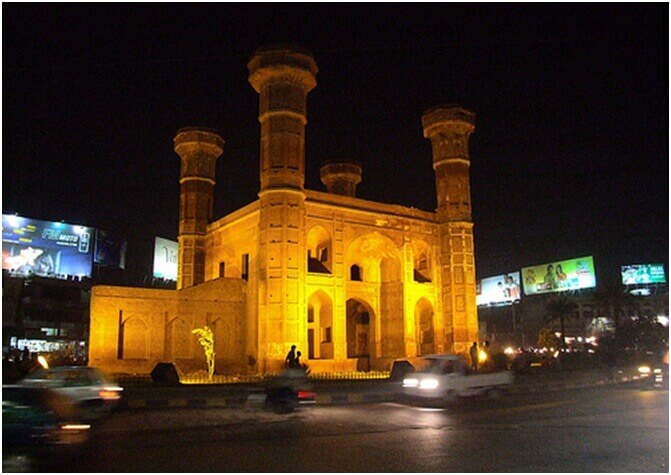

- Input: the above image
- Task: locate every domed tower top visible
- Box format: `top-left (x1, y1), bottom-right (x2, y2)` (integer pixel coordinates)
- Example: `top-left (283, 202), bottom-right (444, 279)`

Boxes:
top-left (320, 158), bottom-right (362, 197)
top-left (247, 44), bottom-right (318, 94)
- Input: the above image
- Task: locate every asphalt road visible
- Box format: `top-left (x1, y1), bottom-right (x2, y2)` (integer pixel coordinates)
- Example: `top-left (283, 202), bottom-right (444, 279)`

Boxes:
top-left (4, 382), bottom-right (668, 472)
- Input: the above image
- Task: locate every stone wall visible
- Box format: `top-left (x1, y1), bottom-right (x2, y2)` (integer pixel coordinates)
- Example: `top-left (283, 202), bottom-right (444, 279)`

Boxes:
top-left (88, 278), bottom-right (247, 375)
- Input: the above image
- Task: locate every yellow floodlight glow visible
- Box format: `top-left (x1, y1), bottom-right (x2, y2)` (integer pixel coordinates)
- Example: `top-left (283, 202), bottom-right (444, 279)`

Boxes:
top-left (478, 350), bottom-right (487, 363)
top-left (37, 355), bottom-right (49, 369)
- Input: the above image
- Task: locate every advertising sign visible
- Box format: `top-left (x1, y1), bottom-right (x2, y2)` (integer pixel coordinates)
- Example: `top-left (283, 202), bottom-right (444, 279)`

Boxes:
top-left (153, 237), bottom-right (178, 280)
top-left (621, 264), bottom-right (666, 285)
top-left (476, 272), bottom-right (522, 307)
top-left (2, 214), bottom-right (94, 278)
top-left (522, 256), bottom-right (596, 296)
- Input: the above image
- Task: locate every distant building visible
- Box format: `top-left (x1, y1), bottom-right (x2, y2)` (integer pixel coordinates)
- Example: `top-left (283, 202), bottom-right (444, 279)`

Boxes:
top-left (88, 45), bottom-right (480, 375)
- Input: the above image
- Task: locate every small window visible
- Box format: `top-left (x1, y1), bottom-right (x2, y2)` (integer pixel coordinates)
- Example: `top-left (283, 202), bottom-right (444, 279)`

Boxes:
top-left (219, 262), bottom-right (225, 278)
top-left (350, 264), bottom-right (362, 281)
top-left (241, 254), bottom-right (249, 281)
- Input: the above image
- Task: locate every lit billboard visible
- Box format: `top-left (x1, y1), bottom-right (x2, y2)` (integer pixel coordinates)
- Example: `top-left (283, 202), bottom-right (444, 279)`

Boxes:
top-left (153, 237), bottom-right (178, 280)
top-left (476, 272), bottom-right (521, 307)
top-left (621, 264), bottom-right (666, 285)
top-left (2, 214), bottom-right (94, 278)
top-left (522, 256), bottom-right (596, 296)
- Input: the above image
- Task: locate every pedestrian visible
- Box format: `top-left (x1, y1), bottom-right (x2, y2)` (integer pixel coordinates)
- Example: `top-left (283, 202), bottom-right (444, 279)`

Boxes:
top-left (469, 341), bottom-right (479, 372)
top-left (295, 351), bottom-right (302, 368)
top-left (285, 345), bottom-right (297, 369)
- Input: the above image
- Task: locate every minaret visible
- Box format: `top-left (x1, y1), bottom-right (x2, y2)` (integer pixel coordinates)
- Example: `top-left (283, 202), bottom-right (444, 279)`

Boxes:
top-left (173, 127), bottom-right (224, 290)
top-left (320, 159), bottom-right (362, 197)
top-left (248, 45), bottom-right (318, 370)
top-left (422, 106), bottom-right (478, 355)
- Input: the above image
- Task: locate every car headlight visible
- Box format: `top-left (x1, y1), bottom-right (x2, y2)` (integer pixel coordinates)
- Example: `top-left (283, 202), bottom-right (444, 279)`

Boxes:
top-left (419, 378), bottom-right (440, 390)
top-left (402, 378), bottom-right (419, 388)
top-left (638, 366), bottom-right (651, 374)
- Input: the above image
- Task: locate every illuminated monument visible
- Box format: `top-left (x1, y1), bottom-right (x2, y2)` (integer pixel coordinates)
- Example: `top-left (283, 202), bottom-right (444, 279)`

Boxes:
top-left (88, 45), bottom-right (479, 374)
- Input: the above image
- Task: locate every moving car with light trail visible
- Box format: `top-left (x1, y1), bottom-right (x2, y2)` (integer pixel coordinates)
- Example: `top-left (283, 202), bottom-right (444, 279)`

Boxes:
top-left (3, 385), bottom-right (91, 450)
top-left (17, 366), bottom-right (123, 419)
top-left (402, 354), bottom-right (513, 402)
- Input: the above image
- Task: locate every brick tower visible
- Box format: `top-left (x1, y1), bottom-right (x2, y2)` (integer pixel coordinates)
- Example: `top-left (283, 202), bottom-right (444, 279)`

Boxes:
top-left (173, 128), bottom-right (224, 290)
top-left (422, 106), bottom-right (478, 354)
top-left (248, 45), bottom-right (318, 370)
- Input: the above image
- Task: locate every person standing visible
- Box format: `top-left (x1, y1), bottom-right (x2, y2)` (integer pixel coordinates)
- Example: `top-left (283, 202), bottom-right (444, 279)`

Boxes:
top-left (469, 341), bottom-right (479, 372)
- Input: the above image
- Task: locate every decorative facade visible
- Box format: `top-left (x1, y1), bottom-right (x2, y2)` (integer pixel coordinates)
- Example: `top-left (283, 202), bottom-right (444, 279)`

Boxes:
top-left (88, 45), bottom-right (479, 375)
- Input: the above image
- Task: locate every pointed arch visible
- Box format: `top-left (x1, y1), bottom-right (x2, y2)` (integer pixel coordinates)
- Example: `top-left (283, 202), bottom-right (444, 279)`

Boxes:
top-left (121, 316), bottom-right (148, 359)
top-left (166, 317), bottom-right (192, 360)
top-left (346, 298), bottom-right (375, 360)
top-left (412, 239), bottom-right (433, 283)
top-left (345, 231), bottom-right (402, 283)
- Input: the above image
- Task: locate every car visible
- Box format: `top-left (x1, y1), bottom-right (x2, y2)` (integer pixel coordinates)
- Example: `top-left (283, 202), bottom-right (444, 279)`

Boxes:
top-left (17, 366), bottom-right (123, 418)
top-left (401, 354), bottom-right (513, 403)
top-left (3, 385), bottom-right (91, 450)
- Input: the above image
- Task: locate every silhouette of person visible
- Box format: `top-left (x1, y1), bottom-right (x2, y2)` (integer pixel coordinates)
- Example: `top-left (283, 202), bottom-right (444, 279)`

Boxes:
top-left (295, 351), bottom-right (302, 369)
top-left (469, 342), bottom-right (479, 371)
top-left (285, 345), bottom-right (297, 369)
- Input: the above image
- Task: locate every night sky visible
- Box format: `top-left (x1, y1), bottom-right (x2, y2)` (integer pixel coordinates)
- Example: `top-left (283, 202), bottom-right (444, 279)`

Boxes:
top-left (3, 4), bottom-right (668, 282)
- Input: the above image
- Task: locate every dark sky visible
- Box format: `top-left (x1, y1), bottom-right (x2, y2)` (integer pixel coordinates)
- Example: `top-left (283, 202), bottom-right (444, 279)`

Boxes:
top-left (3, 4), bottom-right (669, 281)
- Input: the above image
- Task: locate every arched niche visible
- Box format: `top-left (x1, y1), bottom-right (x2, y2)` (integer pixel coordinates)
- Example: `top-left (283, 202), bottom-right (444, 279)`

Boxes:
top-left (345, 231), bottom-right (402, 283)
top-left (307, 225), bottom-right (332, 274)
top-left (412, 240), bottom-right (433, 283)
top-left (414, 298), bottom-right (435, 356)
top-left (166, 317), bottom-right (191, 360)
top-left (121, 316), bottom-right (148, 359)
top-left (307, 290), bottom-right (334, 359)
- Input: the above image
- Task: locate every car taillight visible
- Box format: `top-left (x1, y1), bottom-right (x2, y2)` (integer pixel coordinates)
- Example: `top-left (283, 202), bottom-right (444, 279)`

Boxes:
top-left (61, 424), bottom-right (91, 431)
top-left (99, 387), bottom-right (122, 400)
top-left (297, 390), bottom-right (316, 400)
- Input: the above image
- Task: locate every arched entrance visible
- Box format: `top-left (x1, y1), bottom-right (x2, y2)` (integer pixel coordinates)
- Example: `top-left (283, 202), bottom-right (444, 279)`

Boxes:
top-left (346, 298), bottom-right (374, 370)
top-left (415, 298), bottom-right (435, 356)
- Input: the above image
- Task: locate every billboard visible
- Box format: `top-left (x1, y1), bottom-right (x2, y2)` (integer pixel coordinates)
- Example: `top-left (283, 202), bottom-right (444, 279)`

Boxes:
top-left (153, 237), bottom-right (178, 280)
top-left (476, 272), bottom-right (521, 307)
top-left (2, 214), bottom-right (94, 278)
top-left (522, 256), bottom-right (596, 296)
top-left (621, 264), bottom-right (666, 285)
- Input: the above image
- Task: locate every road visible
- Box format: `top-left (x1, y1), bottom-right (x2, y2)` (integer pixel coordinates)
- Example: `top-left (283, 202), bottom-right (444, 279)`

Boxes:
top-left (4, 383), bottom-right (668, 472)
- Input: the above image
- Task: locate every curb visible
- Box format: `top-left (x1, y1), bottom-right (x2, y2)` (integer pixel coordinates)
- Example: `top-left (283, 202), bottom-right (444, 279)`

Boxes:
top-left (116, 373), bottom-right (653, 411)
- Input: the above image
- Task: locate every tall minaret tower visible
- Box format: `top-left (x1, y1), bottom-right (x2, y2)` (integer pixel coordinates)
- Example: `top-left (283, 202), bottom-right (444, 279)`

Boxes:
top-left (248, 45), bottom-right (318, 370)
top-left (173, 127), bottom-right (224, 290)
top-left (422, 106), bottom-right (478, 354)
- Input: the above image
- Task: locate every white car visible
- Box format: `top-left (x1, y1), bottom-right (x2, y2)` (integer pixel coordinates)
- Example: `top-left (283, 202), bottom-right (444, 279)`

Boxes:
top-left (18, 366), bottom-right (123, 413)
top-left (402, 354), bottom-right (513, 402)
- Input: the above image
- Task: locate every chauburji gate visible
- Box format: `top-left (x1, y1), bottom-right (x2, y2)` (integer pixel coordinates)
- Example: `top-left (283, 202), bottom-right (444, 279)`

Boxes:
top-left (88, 45), bottom-right (479, 375)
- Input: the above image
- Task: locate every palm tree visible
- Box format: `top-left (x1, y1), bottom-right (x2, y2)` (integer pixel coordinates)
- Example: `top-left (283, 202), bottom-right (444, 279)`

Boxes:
top-left (544, 292), bottom-right (579, 350)
top-left (593, 278), bottom-right (639, 337)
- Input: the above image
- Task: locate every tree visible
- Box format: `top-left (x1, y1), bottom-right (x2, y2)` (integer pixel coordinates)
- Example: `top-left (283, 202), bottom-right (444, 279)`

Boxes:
top-left (537, 328), bottom-right (562, 350)
top-left (544, 292), bottom-right (579, 350)
top-left (593, 278), bottom-right (639, 337)
top-left (192, 326), bottom-right (215, 381)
